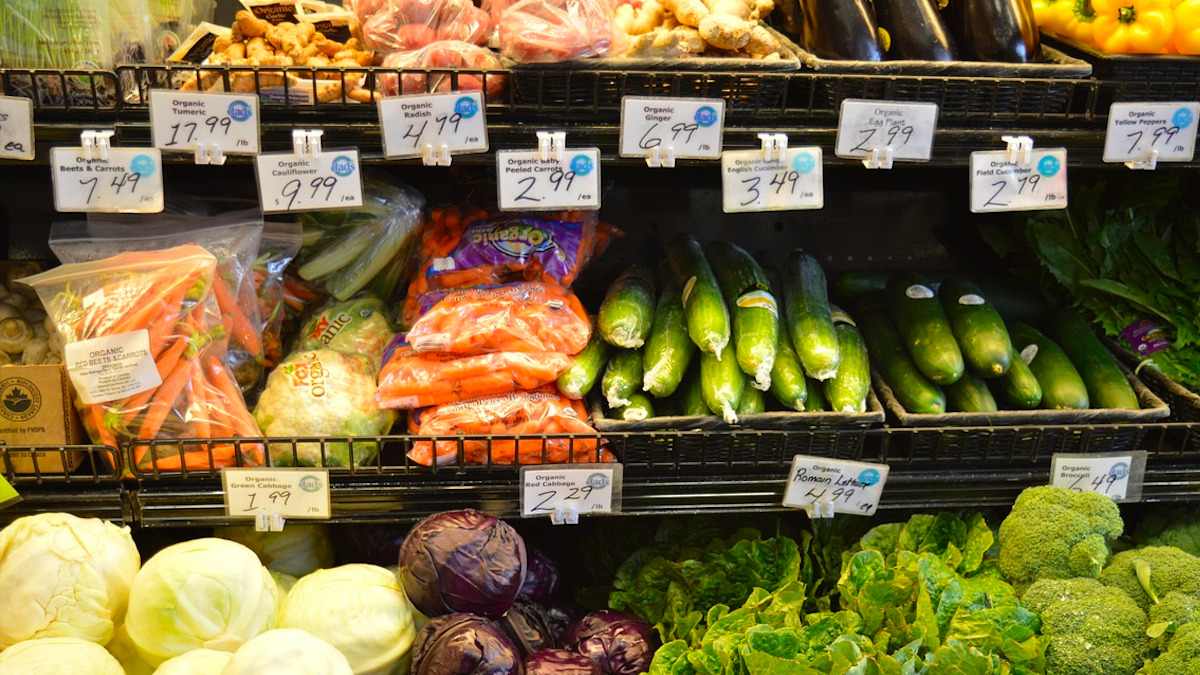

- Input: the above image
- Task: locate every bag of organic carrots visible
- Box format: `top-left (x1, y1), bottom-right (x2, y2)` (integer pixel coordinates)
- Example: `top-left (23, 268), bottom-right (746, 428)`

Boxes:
top-left (22, 245), bottom-right (265, 473)
top-left (255, 221), bottom-right (303, 372)
top-left (407, 386), bottom-right (610, 466)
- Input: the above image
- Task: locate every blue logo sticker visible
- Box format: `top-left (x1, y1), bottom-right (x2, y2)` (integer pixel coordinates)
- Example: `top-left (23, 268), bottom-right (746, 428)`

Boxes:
top-left (228, 100), bottom-right (252, 122)
top-left (1109, 462), bottom-right (1130, 480)
top-left (858, 468), bottom-right (881, 486)
top-left (298, 475), bottom-right (323, 492)
top-left (694, 106), bottom-right (718, 128)
top-left (455, 96), bottom-right (478, 119)
top-left (569, 154), bottom-right (593, 176)
top-left (1037, 155), bottom-right (1060, 177)
top-left (586, 472), bottom-right (610, 489)
top-left (1173, 107), bottom-right (1194, 129)
top-left (129, 154), bottom-right (156, 177)
top-left (793, 152), bottom-right (816, 175)
top-left (331, 155), bottom-right (356, 177)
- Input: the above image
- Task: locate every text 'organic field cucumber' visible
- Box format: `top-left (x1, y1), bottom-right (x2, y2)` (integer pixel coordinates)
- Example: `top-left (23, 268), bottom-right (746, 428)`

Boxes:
top-left (707, 241), bottom-right (779, 391)
top-left (886, 271), bottom-right (965, 386)
top-left (667, 234), bottom-right (730, 359)
top-left (783, 251), bottom-right (841, 381)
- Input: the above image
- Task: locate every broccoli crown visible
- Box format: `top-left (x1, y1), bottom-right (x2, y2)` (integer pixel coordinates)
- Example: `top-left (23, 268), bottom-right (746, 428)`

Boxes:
top-left (1147, 621), bottom-right (1200, 675)
top-left (1150, 592), bottom-right (1200, 631)
top-left (1133, 507), bottom-right (1200, 558)
top-left (998, 486), bottom-right (1124, 590)
top-left (1100, 546), bottom-right (1200, 612)
top-left (1021, 577), bottom-right (1148, 675)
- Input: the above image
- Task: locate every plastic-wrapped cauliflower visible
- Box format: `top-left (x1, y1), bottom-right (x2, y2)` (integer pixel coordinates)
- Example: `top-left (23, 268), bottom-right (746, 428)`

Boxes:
top-left (254, 349), bottom-right (397, 467)
top-left (296, 295), bottom-right (394, 368)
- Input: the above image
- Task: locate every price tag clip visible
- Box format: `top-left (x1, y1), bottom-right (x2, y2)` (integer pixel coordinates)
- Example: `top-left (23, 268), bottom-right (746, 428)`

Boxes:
top-left (80, 130), bottom-right (115, 161)
top-left (805, 496), bottom-right (836, 520)
top-left (255, 512), bottom-right (286, 532)
top-left (1126, 148), bottom-right (1159, 171)
top-left (536, 131), bottom-right (566, 162)
top-left (194, 142), bottom-right (226, 166)
top-left (758, 133), bottom-right (788, 161)
top-left (1002, 135), bottom-right (1034, 165)
top-left (292, 129), bottom-right (324, 159)
top-left (422, 142), bottom-right (452, 167)
top-left (646, 145), bottom-right (676, 168)
top-left (863, 146), bottom-right (894, 170)
top-left (549, 504), bottom-right (580, 526)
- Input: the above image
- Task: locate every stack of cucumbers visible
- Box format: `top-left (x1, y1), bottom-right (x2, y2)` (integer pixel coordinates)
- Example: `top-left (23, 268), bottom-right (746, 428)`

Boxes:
top-left (848, 272), bottom-right (1140, 415)
top-left (557, 235), bottom-right (873, 423)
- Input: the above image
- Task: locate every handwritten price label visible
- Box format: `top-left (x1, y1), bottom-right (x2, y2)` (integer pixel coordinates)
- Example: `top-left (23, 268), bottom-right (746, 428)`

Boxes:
top-left (835, 99), bottom-right (938, 162)
top-left (255, 148), bottom-right (364, 213)
top-left (970, 148), bottom-right (1068, 213)
top-left (51, 147), bottom-right (164, 213)
top-left (782, 455), bottom-right (889, 516)
top-left (620, 97), bottom-right (724, 160)
top-left (149, 91), bottom-right (260, 155)
top-left (1104, 103), bottom-right (1198, 164)
top-left (223, 468), bottom-right (331, 519)
top-left (520, 464), bottom-right (621, 518)
top-left (1050, 452), bottom-right (1147, 502)
top-left (0, 96), bottom-right (35, 161)
top-left (496, 148), bottom-right (601, 211)
top-left (379, 92), bottom-right (488, 160)
top-left (722, 147), bottom-right (823, 213)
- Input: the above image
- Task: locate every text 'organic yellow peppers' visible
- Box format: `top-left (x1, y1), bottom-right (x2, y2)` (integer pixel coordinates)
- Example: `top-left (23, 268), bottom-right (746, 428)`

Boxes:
top-left (1092, 0), bottom-right (1176, 52)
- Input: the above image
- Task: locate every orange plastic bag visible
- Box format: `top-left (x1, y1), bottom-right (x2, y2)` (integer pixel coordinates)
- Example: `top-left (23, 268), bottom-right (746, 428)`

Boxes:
top-left (377, 335), bottom-right (572, 409)
top-left (406, 282), bottom-right (591, 356)
top-left (407, 387), bottom-right (609, 466)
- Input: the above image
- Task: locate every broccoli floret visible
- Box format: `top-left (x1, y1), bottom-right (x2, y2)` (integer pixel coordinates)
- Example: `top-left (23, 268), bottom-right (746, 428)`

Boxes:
top-left (1146, 621), bottom-right (1200, 675)
top-left (1134, 507), bottom-right (1200, 558)
top-left (1021, 577), bottom-right (1148, 675)
top-left (1100, 546), bottom-right (1200, 612)
top-left (998, 486), bottom-right (1124, 591)
top-left (1150, 592), bottom-right (1200, 631)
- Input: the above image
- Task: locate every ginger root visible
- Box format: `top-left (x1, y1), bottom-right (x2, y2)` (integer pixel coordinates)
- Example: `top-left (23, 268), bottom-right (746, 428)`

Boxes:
top-left (625, 26), bottom-right (708, 58)
top-left (698, 14), bottom-right (751, 51)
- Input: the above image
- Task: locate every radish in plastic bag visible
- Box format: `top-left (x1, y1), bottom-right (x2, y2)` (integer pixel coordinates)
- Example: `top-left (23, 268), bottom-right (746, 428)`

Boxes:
top-left (350, 0), bottom-right (491, 55)
top-left (377, 40), bottom-right (506, 101)
top-left (498, 0), bottom-right (614, 62)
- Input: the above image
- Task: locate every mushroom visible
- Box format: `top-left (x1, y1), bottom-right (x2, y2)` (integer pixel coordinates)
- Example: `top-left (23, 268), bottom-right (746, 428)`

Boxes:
top-left (3, 293), bottom-right (29, 313)
top-left (0, 317), bottom-right (34, 356)
top-left (21, 336), bottom-right (48, 366)
top-left (0, 351), bottom-right (12, 366)
top-left (5, 260), bottom-right (43, 295)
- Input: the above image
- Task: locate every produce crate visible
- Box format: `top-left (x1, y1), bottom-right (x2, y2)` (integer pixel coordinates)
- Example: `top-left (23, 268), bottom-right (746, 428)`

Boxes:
top-left (1105, 340), bottom-right (1200, 458)
top-left (1043, 36), bottom-right (1200, 103)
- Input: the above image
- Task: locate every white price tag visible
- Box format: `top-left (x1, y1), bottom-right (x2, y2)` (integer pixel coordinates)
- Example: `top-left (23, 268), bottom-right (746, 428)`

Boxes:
top-left (782, 455), bottom-right (889, 516)
top-left (223, 468), bottom-right (332, 520)
top-left (149, 91), bottom-right (260, 157)
top-left (0, 96), bottom-right (35, 161)
top-left (496, 149), bottom-right (601, 211)
top-left (1050, 452), bottom-right (1147, 502)
top-left (379, 92), bottom-right (488, 161)
top-left (1103, 102), bottom-right (1199, 165)
top-left (255, 149), bottom-right (364, 213)
top-left (835, 99), bottom-right (938, 163)
top-left (521, 464), bottom-right (622, 521)
top-left (969, 148), bottom-right (1068, 213)
top-left (722, 147), bottom-right (823, 213)
top-left (620, 97), bottom-right (724, 161)
top-left (51, 147), bottom-right (164, 213)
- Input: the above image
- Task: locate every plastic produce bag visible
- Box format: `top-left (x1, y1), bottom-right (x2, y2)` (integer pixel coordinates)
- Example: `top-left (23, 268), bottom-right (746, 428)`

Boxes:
top-left (0, 0), bottom-right (113, 69)
top-left (377, 41), bottom-right (507, 101)
top-left (349, 0), bottom-right (491, 54)
top-left (498, 0), bottom-right (614, 62)
top-left (408, 386), bottom-right (608, 466)
top-left (295, 294), bottom-right (394, 368)
top-left (22, 245), bottom-right (264, 472)
top-left (255, 221), bottom-right (303, 371)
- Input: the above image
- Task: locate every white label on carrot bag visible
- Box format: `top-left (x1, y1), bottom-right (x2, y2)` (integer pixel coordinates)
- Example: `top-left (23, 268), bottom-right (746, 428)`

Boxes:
top-left (63, 330), bottom-right (162, 404)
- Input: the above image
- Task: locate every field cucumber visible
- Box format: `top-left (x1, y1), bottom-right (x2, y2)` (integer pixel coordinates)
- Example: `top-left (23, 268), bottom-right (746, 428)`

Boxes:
top-left (642, 280), bottom-right (697, 398)
top-left (857, 300), bottom-right (946, 414)
top-left (945, 372), bottom-right (999, 413)
top-left (783, 251), bottom-right (841, 381)
top-left (602, 349), bottom-right (643, 410)
top-left (886, 272), bottom-right (965, 386)
top-left (1009, 323), bottom-right (1089, 410)
top-left (938, 276), bottom-right (1013, 378)
top-left (1051, 313), bottom-right (1139, 409)
top-left (597, 264), bottom-right (657, 348)
top-left (680, 365), bottom-right (709, 416)
top-left (557, 328), bottom-right (611, 399)
top-left (736, 386), bottom-right (766, 414)
top-left (991, 346), bottom-right (1043, 409)
top-left (804, 377), bottom-right (829, 411)
top-left (614, 393), bottom-right (655, 421)
top-left (667, 234), bottom-right (730, 358)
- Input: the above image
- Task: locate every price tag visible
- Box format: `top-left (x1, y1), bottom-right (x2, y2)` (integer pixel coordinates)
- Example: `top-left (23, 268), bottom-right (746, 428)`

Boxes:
top-left (51, 147), bottom-right (164, 213)
top-left (0, 95), bottom-right (35, 161)
top-left (1050, 452), bottom-right (1147, 502)
top-left (520, 464), bottom-right (622, 521)
top-left (835, 99), bottom-right (938, 163)
top-left (1103, 102), bottom-right (1198, 164)
top-left (496, 149), bottom-right (601, 211)
top-left (620, 97), bottom-right (724, 161)
top-left (0, 473), bottom-right (20, 510)
top-left (969, 148), bottom-right (1068, 213)
top-left (149, 91), bottom-right (260, 156)
top-left (782, 455), bottom-right (889, 516)
top-left (722, 147), bottom-right (823, 213)
top-left (379, 92), bottom-right (488, 160)
top-left (223, 468), bottom-right (332, 520)
top-left (255, 149), bottom-right (364, 213)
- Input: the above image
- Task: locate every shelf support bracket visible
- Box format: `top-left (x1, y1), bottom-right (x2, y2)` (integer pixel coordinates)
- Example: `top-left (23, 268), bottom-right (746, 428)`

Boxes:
top-left (255, 512), bottom-right (285, 532)
top-left (422, 142), bottom-right (452, 167)
top-left (862, 146), bottom-right (894, 170)
top-left (193, 143), bottom-right (226, 166)
top-left (550, 505), bottom-right (579, 525)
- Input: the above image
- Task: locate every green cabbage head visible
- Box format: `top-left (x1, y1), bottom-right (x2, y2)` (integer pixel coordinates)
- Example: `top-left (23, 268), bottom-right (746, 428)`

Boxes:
top-left (214, 522), bottom-right (336, 578)
top-left (154, 647), bottom-right (234, 675)
top-left (0, 636), bottom-right (125, 675)
top-left (222, 628), bottom-right (354, 675)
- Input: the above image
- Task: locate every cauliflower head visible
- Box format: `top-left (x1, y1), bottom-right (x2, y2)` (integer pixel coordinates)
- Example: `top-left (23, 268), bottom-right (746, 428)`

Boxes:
top-left (1100, 546), bottom-right (1200, 613)
top-left (1021, 577), bottom-right (1148, 675)
top-left (998, 485), bottom-right (1123, 591)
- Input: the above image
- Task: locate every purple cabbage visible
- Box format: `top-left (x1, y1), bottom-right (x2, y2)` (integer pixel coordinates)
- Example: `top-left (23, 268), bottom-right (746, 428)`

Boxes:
top-left (519, 547), bottom-right (561, 604)
top-left (544, 599), bottom-right (581, 643)
top-left (412, 613), bottom-right (524, 675)
top-left (501, 597), bottom-right (560, 657)
top-left (398, 509), bottom-right (527, 618)
top-left (525, 649), bottom-right (602, 675)
top-left (566, 611), bottom-right (659, 675)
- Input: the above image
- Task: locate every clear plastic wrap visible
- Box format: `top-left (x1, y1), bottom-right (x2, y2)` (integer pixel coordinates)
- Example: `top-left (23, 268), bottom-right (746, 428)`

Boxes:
top-left (295, 294), bottom-right (394, 368)
top-left (376, 41), bottom-right (507, 101)
top-left (255, 220), bottom-right (303, 371)
top-left (497, 0), bottom-right (614, 63)
top-left (0, 0), bottom-right (113, 69)
top-left (349, 0), bottom-right (491, 55)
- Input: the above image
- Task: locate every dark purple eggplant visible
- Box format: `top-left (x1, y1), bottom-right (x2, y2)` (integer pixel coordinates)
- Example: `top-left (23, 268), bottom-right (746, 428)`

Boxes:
top-left (797, 0), bottom-right (884, 61)
top-left (942, 0), bottom-right (1039, 62)
top-left (874, 0), bottom-right (958, 61)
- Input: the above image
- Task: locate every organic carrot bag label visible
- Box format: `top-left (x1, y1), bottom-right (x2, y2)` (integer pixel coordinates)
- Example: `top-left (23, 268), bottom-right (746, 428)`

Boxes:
top-left (63, 330), bottom-right (161, 404)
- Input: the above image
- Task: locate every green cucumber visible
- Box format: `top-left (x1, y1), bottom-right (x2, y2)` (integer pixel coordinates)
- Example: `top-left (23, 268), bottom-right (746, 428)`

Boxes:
top-left (557, 328), bottom-right (611, 399)
top-left (990, 345), bottom-right (1043, 409)
top-left (857, 300), bottom-right (946, 414)
top-left (944, 372), bottom-right (999, 413)
top-left (701, 349), bottom-right (745, 423)
top-left (707, 241), bottom-right (779, 391)
top-left (642, 280), bottom-right (697, 398)
top-left (783, 251), bottom-right (841, 381)
top-left (823, 314), bottom-right (871, 413)
top-left (886, 272), bottom-right (965, 386)
top-left (614, 393), bottom-right (655, 421)
top-left (769, 334), bottom-right (808, 411)
top-left (598, 264), bottom-right (657, 349)
top-left (680, 365), bottom-right (709, 416)
top-left (602, 349), bottom-right (643, 410)
top-left (1009, 323), bottom-right (1089, 410)
top-left (667, 234), bottom-right (730, 358)
top-left (1051, 313), bottom-right (1139, 409)
top-left (736, 386), bottom-right (766, 414)
top-left (804, 377), bottom-right (828, 411)
top-left (938, 276), bottom-right (1013, 378)
top-left (834, 270), bottom-right (889, 305)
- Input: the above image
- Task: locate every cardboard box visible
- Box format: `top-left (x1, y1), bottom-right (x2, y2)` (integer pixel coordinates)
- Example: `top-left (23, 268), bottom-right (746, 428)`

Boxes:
top-left (0, 364), bottom-right (86, 475)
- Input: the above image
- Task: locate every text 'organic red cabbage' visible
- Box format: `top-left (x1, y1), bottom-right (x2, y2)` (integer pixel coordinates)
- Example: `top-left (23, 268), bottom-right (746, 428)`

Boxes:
top-left (398, 509), bottom-right (527, 618)
top-left (567, 611), bottom-right (659, 675)
top-left (525, 649), bottom-right (601, 675)
top-left (412, 613), bottom-right (523, 675)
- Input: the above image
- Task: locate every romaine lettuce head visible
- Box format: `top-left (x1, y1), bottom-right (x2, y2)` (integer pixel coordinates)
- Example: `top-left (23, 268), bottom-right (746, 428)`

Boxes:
top-left (0, 636), bottom-right (125, 675)
top-left (214, 523), bottom-right (336, 578)
top-left (222, 628), bottom-right (354, 675)
top-left (278, 563), bottom-right (417, 675)
top-left (0, 512), bottom-right (140, 647)
top-left (125, 537), bottom-right (277, 666)
top-left (153, 648), bottom-right (233, 675)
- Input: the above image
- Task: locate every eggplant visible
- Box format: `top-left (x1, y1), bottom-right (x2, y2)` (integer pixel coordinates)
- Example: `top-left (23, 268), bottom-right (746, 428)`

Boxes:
top-left (798, 0), bottom-right (884, 61)
top-left (943, 0), bottom-right (1039, 62)
top-left (874, 0), bottom-right (958, 61)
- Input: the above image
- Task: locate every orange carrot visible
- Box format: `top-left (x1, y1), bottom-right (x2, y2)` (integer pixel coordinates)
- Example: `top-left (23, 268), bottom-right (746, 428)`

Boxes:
top-left (135, 358), bottom-right (194, 441)
top-left (213, 275), bottom-right (262, 356)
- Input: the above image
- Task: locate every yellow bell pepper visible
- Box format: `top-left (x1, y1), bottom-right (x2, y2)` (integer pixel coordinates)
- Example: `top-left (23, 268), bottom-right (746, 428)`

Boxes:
top-left (1033, 0), bottom-right (1063, 27)
top-left (1048, 0), bottom-right (1098, 44)
top-left (1092, 0), bottom-right (1175, 52)
top-left (1175, 0), bottom-right (1200, 53)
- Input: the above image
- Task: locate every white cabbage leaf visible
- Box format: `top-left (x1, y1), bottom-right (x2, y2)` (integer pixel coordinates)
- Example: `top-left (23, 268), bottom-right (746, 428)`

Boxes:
top-left (154, 648), bottom-right (234, 674)
top-left (221, 628), bottom-right (354, 675)
top-left (0, 636), bottom-right (126, 674)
